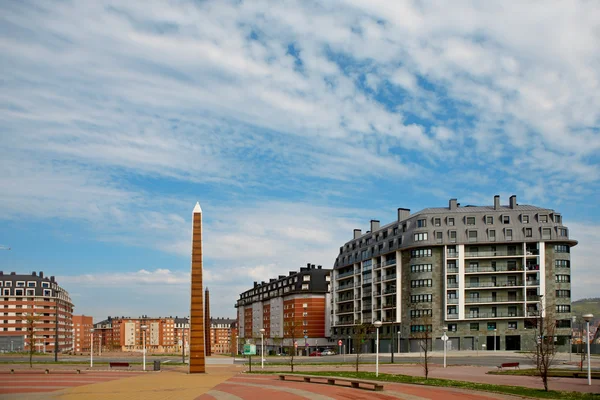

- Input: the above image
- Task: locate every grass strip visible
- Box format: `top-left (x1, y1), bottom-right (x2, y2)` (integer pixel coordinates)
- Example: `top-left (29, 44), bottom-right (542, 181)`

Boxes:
top-left (489, 368), bottom-right (600, 379)
top-left (251, 370), bottom-right (600, 399)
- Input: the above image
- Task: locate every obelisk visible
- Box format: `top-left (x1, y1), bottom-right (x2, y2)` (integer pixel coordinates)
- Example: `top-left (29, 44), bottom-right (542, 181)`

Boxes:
top-left (189, 202), bottom-right (206, 373)
top-left (205, 287), bottom-right (211, 357)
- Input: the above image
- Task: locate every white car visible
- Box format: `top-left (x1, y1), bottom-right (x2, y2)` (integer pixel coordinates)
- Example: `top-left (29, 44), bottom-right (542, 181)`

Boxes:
top-left (321, 349), bottom-right (335, 356)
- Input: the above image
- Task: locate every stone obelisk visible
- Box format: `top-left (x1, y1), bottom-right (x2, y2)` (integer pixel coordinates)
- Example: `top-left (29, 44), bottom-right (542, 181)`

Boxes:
top-left (205, 287), bottom-right (211, 357)
top-left (189, 202), bottom-right (206, 373)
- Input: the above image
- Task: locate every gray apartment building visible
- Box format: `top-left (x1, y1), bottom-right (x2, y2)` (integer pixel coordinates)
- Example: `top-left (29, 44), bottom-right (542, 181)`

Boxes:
top-left (331, 195), bottom-right (575, 353)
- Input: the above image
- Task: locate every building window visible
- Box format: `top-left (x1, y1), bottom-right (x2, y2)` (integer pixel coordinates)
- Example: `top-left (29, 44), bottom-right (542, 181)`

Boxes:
top-left (468, 230), bottom-right (477, 242)
top-left (435, 231), bottom-right (443, 243)
top-left (556, 305), bottom-right (571, 313)
top-left (522, 215), bottom-right (529, 223)
top-left (466, 217), bottom-right (476, 225)
top-left (448, 230), bottom-right (456, 243)
top-left (508, 321), bottom-right (517, 330)
top-left (5, 281), bottom-right (12, 287)
top-left (414, 232), bottom-right (428, 241)
top-left (542, 228), bottom-right (551, 240)
top-left (486, 216), bottom-right (493, 224)
top-left (15, 289), bottom-right (23, 296)
top-left (487, 229), bottom-right (495, 241)
top-left (555, 275), bottom-right (570, 283)
top-left (505, 229), bottom-right (513, 241)
top-left (556, 289), bottom-right (570, 298)
top-left (411, 264), bottom-right (432, 273)
top-left (470, 323), bottom-right (479, 331)
top-left (540, 214), bottom-right (548, 223)
top-left (411, 249), bottom-right (432, 258)
top-left (555, 215), bottom-right (562, 223)
top-left (410, 294), bottom-right (432, 303)
top-left (410, 309), bottom-right (432, 318)
top-left (487, 322), bottom-right (496, 330)
top-left (16, 281), bottom-right (25, 287)
top-left (525, 228), bottom-right (532, 237)
top-left (301, 284), bottom-right (309, 290)
top-left (556, 319), bottom-right (571, 328)
top-left (410, 325), bottom-right (432, 333)
top-left (554, 245), bottom-right (569, 253)
top-left (502, 215), bottom-right (510, 224)
top-left (303, 275), bottom-right (311, 281)
top-left (417, 219), bottom-right (427, 228)
top-left (411, 279), bottom-right (432, 288)
top-left (27, 282), bottom-right (36, 287)
top-left (434, 218), bottom-right (441, 227)
top-left (555, 260), bottom-right (570, 268)
top-left (448, 324), bottom-right (457, 332)
top-left (448, 217), bottom-right (455, 226)
top-left (558, 228), bottom-right (568, 237)
top-left (26, 289), bottom-right (34, 296)
top-left (393, 227), bottom-right (399, 235)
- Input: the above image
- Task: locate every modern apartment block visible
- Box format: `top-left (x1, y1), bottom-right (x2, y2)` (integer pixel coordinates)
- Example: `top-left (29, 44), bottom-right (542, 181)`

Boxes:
top-left (0, 271), bottom-right (73, 353)
top-left (94, 315), bottom-right (189, 353)
top-left (236, 264), bottom-right (332, 355)
top-left (332, 195), bottom-right (576, 352)
top-left (209, 317), bottom-right (236, 354)
top-left (72, 315), bottom-right (93, 353)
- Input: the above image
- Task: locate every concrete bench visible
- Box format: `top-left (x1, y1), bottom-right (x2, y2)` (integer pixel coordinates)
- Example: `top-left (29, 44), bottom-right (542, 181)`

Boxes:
top-left (496, 362), bottom-right (520, 370)
top-left (109, 362), bottom-right (131, 369)
top-left (278, 374), bottom-right (383, 391)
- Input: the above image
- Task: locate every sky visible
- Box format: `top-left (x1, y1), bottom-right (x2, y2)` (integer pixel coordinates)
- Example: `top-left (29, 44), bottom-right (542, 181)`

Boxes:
top-left (0, 1), bottom-right (599, 322)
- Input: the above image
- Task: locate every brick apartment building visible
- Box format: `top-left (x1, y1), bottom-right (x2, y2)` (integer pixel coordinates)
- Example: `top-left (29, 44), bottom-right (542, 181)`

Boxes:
top-left (0, 271), bottom-right (73, 353)
top-left (236, 264), bottom-right (332, 355)
top-left (209, 317), bottom-right (237, 354)
top-left (72, 315), bottom-right (93, 353)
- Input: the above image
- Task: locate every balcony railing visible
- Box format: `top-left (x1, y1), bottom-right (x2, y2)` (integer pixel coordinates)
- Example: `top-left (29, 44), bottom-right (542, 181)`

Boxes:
top-left (363, 265), bottom-right (373, 272)
top-left (465, 250), bottom-right (522, 258)
top-left (382, 303), bottom-right (395, 309)
top-left (465, 266), bottom-right (523, 273)
top-left (447, 251), bottom-right (459, 258)
top-left (526, 249), bottom-right (539, 256)
top-left (383, 274), bottom-right (397, 281)
top-left (335, 320), bottom-right (354, 325)
top-left (383, 288), bottom-right (397, 295)
top-left (364, 318), bottom-right (373, 323)
top-left (447, 282), bottom-right (459, 288)
top-left (446, 314), bottom-right (459, 319)
top-left (526, 295), bottom-right (542, 301)
top-left (382, 317), bottom-right (395, 323)
top-left (336, 309), bottom-right (354, 315)
top-left (338, 297), bottom-right (354, 303)
top-left (525, 280), bottom-right (540, 286)
top-left (447, 298), bottom-right (459, 304)
top-left (526, 264), bottom-right (540, 271)
top-left (447, 267), bottom-right (459, 274)
top-left (362, 292), bottom-right (372, 298)
top-left (467, 312), bottom-right (525, 319)
top-left (385, 259), bottom-right (397, 266)
top-left (465, 281), bottom-right (523, 288)
top-left (362, 305), bottom-right (372, 312)
top-left (337, 271), bottom-right (355, 279)
top-left (336, 285), bottom-right (354, 292)
top-left (465, 297), bottom-right (524, 304)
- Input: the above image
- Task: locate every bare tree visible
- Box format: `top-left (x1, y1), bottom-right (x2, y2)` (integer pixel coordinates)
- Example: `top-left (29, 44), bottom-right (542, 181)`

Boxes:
top-left (272, 335), bottom-right (283, 356)
top-left (411, 315), bottom-right (433, 379)
top-left (351, 323), bottom-right (370, 374)
top-left (526, 302), bottom-right (557, 392)
top-left (24, 313), bottom-right (41, 368)
top-left (283, 321), bottom-right (302, 372)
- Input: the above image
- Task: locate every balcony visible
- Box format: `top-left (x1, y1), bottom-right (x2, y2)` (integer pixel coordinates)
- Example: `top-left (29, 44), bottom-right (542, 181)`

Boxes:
top-left (465, 297), bottom-right (524, 304)
top-left (337, 297), bottom-right (354, 303)
top-left (382, 317), bottom-right (395, 323)
top-left (525, 249), bottom-right (539, 256)
top-left (364, 318), bottom-right (373, 323)
top-left (385, 259), bottom-right (397, 266)
top-left (446, 282), bottom-right (459, 288)
top-left (336, 309), bottom-right (354, 315)
top-left (465, 266), bottom-right (523, 273)
top-left (382, 303), bottom-right (395, 309)
top-left (466, 311), bottom-right (525, 319)
top-left (383, 288), bottom-right (397, 295)
top-left (465, 281), bottom-right (523, 288)
top-left (362, 292), bottom-right (372, 298)
top-left (354, 282), bottom-right (363, 287)
top-left (525, 280), bottom-right (540, 286)
top-left (447, 298), bottom-right (459, 304)
top-left (383, 274), bottom-right (397, 281)
top-left (336, 285), bottom-right (354, 292)
top-left (526, 264), bottom-right (540, 271)
top-left (446, 314), bottom-right (459, 320)
top-left (465, 250), bottom-right (522, 258)
top-left (363, 265), bottom-right (373, 272)
top-left (526, 295), bottom-right (542, 301)
top-left (335, 320), bottom-right (354, 326)
top-left (337, 270), bottom-right (354, 280)
top-left (447, 250), bottom-right (459, 258)
top-left (447, 267), bottom-right (459, 274)
top-left (362, 305), bottom-right (372, 312)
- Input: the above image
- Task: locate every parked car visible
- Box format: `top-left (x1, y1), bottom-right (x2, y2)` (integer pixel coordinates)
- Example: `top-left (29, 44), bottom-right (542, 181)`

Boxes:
top-left (309, 351), bottom-right (322, 357)
top-left (321, 349), bottom-right (335, 356)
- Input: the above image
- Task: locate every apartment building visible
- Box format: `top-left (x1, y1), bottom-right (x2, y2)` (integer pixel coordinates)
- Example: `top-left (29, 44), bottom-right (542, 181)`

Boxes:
top-left (236, 264), bottom-right (332, 355)
top-left (0, 271), bottom-right (74, 353)
top-left (72, 315), bottom-right (93, 353)
top-left (94, 315), bottom-right (189, 353)
top-left (209, 317), bottom-right (236, 354)
top-left (332, 195), bottom-right (576, 353)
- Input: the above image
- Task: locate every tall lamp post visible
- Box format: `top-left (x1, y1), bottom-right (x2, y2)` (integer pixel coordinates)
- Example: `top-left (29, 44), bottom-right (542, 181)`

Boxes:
top-left (442, 326), bottom-right (448, 368)
top-left (374, 320), bottom-right (382, 377)
top-left (570, 315), bottom-right (576, 362)
top-left (583, 314), bottom-right (594, 386)
top-left (141, 325), bottom-right (148, 371)
top-left (391, 324), bottom-right (394, 364)
top-left (260, 328), bottom-right (265, 369)
top-left (494, 328), bottom-right (497, 352)
top-left (90, 328), bottom-right (94, 368)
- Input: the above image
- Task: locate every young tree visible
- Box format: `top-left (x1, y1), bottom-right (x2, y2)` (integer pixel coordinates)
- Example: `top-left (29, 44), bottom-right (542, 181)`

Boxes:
top-left (351, 323), bottom-right (370, 374)
top-left (410, 315), bottom-right (433, 379)
top-left (272, 335), bottom-right (283, 355)
top-left (283, 321), bottom-right (302, 372)
top-left (24, 313), bottom-right (41, 368)
top-left (526, 301), bottom-right (557, 391)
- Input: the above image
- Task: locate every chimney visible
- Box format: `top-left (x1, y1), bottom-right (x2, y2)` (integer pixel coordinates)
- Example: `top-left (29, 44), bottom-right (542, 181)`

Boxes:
top-left (50, 276), bottom-right (55, 282)
top-left (397, 208), bottom-right (410, 221)
top-left (311, 264), bottom-right (316, 269)
top-left (449, 199), bottom-right (457, 210)
top-left (32, 271), bottom-right (37, 276)
top-left (39, 271), bottom-right (44, 278)
top-left (317, 265), bottom-right (322, 269)
top-left (494, 195), bottom-right (500, 210)
top-left (353, 229), bottom-right (362, 239)
top-left (306, 263), bottom-right (311, 268)
top-left (253, 281), bottom-right (258, 288)
top-left (278, 275), bottom-right (285, 279)
top-left (509, 195), bottom-right (517, 209)
top-left (370, 220), bottom-right (380, 232)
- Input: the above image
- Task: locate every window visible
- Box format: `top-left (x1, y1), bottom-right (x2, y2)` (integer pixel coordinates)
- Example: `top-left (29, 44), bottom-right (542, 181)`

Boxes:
top-left (555, 275), bottom-right (570, 283)
top-left (502, 215), bottom-right (510, 224)
top-left (303, 275), bottom-right (311, 281)
top-left (411, 279), bottom-right (432, 288)
top-left (556, 290), bottom-right (571, 298)
top-left (417, 219), bottom-right (427, 228)
top-left (488, 229), bottom-right (496, 241)
top-left (16, 281), bottom-right (25, 287)
top-left (27, 282), bottom-right (36, 287)
top-left (508, 321), bottom-right (517, 330)
top-left (411, 264), bottom-right (432, 273)
top-left (558, 228), bottom-right (568, 237)
top-left (5, 281), bottom-right (12, 287)
top-left (26, 289), bottom-right (34, 296)
top-left (449, 230), bottom-right (457, 242)
top-left (410, 294), bottom-right (432, 303)
top-left (393, 227), bottom-right (399, 235)
top-left (410, 325), bottom-right (432, 332)
top-left (554, 215), bottom-right (562, 223)
top-left (525, 228), bottom-right (532, 237)
top-left (15, 289), bottom-right (23, 296)
top-left (436, 231), bottom-right (443, 243)
top-left (487, 322), bottom-right (496, 330)
top-left (383, 231), bottom-right (388, 239)
top-left (466, 216), bottom-right (476, 225)
top-left (388, 240), bottom-right (394, 249)
top-left (522, 215), bottom-right (529, 223)
top-left (448, 217), bottom-right (455, 226)
top-left (470, 323), bottom-right (479, 331)
top-left (486, 216), bottom-right (493, 224)
top-left (301, 284), bottom-right (309, 290)
top-left (556, 305), bottom-right (571, 313)
top-left (468, 230), bottom-right (477, 242)
top-left (414, 232), bottom-right (428, 241)
top-left (410, 309), bottom-right (432, 318)
top-left (540, 214), bottom-right (548, 223)
top-left (542, 228), bottom-right (551, 240)
top-left (556, 319), bottom-right (571, 328)
top-left (434, 218), bottom-right (441, 227)
top-left (505, 229), bottom-right (513, 240)
top-left (411, 249), bottom-right (432, 258)
top-left (554, 245), bottom-right (569, 253)
top-left (555, 260), bottom-right (570, 268)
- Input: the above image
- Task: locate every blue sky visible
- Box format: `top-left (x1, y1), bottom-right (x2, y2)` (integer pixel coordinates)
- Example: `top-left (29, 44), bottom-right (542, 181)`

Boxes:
top-left (1, 1), bottom-right (599, 321)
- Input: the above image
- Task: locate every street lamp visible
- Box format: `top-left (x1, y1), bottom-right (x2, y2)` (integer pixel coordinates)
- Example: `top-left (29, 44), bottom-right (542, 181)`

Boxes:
top-left (373, 320), bottom-right (382, 377)
top-left (236, 335), bottom-right (239, 356)
top-left (442, 327), bottom-right (448, 368)
top-left (570, 315), bottom-right (576, 362)
top-left (141, 325), bottom-right (148, 371)
top-left (260, 328), bottom-right (266, 369)
top-left (90, 328), bottom-right (94, 368)
top-left (583, 314), bottom-right (594, 386)
top-left (494, 328), bottom-right (497, 352)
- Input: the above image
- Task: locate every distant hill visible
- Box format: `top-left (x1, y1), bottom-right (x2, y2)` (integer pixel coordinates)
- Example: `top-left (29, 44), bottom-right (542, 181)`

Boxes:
top-left (572, 298), bottom-right (600, 319)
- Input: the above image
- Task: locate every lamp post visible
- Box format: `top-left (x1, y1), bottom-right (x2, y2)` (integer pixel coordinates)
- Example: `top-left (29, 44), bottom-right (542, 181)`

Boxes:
top-left (570, 315), bottom-right (576, 362)
top-left (391, 324), bottom-right (395, 364)
top-left (494, 328), bottom-right (497, 352)
top-left (236, 335), bottom-right (239, 356)
top-left (90, 328), bottom-right (94, 368)
top-left (374, 320), bottom-right (382, 377)
top-left (583, 314), bottom-right (594, 386)
top-left (259, 328), bottom-right (265, 369)
top-left (442, 327), bottom-right (448, 368)
top-left (141, 325), bottom-right (148, 371)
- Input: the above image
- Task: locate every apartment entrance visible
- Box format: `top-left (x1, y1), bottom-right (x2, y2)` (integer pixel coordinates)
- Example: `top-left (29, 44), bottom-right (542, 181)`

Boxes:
top-left (486, 335), bottom-right (500, 351)
top-left (505, 335), bottom-right (521, 351)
